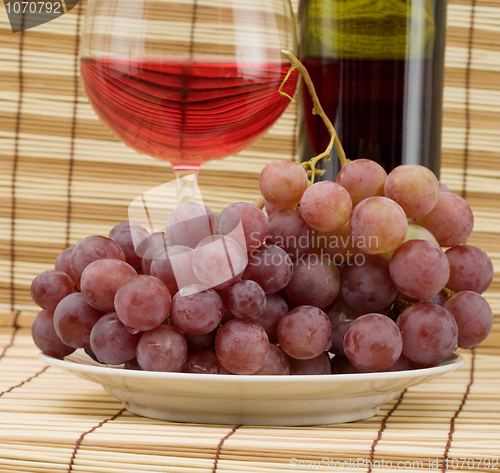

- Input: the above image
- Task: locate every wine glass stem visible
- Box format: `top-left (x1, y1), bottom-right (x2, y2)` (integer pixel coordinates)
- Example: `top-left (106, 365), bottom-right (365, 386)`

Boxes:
top-left (173, 168), bottom-right (199, 204)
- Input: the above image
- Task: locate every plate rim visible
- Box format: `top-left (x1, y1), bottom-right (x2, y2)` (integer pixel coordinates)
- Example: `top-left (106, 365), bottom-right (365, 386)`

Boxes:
top-left (39, 350), bottom-right (466, 384)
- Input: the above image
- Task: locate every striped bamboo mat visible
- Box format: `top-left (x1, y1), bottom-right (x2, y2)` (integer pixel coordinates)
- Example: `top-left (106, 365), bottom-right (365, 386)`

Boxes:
top-left (1, 2), bottom-right (500, 471)
top-left (0, 327), bottom-right (499, 472)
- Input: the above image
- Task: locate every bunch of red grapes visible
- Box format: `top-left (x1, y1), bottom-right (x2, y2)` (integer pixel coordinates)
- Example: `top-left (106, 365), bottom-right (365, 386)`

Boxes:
top-left (31, 160), bottom-right (494, 375)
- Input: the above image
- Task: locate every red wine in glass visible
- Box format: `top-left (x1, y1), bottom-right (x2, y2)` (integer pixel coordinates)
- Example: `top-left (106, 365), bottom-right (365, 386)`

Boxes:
top-left (81, 58), bottom-right (298, 171)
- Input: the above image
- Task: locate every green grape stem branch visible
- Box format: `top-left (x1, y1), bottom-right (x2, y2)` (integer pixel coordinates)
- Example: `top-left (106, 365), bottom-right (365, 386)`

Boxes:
top-left (253, 51), bottom-right (348, 210)
top-left (280, 50), bottom-right (349, 179)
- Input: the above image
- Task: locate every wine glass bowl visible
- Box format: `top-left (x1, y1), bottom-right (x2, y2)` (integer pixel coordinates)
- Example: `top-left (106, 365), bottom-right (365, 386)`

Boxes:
top-left (80, 0), bottom-right (298, 176)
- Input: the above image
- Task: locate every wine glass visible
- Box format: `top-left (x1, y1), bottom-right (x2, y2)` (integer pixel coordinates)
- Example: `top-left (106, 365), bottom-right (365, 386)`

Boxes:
top-left (80, 0), bottom-right (298, 200)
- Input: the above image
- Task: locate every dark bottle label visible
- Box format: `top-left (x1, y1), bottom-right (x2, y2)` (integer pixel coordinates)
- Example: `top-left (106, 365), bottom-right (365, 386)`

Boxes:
top-left (304, 0), bottom-right (436, 60)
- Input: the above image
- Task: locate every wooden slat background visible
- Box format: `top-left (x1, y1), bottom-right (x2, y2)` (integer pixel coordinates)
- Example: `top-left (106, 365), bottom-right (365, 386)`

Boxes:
top-left (0, 329), bottom-right (499, 472)
top-left (0, 0), bottom-right (499, 351)
top-left (0, 3), bottom-right (499, 472)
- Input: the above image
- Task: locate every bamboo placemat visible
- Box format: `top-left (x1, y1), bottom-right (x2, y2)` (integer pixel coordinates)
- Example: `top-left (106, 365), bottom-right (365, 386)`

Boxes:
top-left (1, 3), bottom-right (499, 472)
top-left (0, 327), bottom-right (499, 473)
top-left (1, 0), bottom-right (500, 349)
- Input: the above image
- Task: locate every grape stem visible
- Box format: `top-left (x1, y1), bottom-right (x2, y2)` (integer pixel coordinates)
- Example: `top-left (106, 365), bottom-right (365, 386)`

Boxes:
top-left (253, 195), bottom-right (265, 210)
top-left (279, 49), bottom-right (349, 183)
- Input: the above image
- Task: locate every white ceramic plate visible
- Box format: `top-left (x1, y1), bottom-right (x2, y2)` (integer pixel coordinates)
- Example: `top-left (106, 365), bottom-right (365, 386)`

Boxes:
top-left (40, 351), bottom-right (464, 426)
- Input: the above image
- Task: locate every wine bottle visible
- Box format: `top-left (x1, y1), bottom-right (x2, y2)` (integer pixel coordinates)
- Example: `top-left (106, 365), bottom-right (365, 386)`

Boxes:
top-left (298, 0), bottom-right (447, 179)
